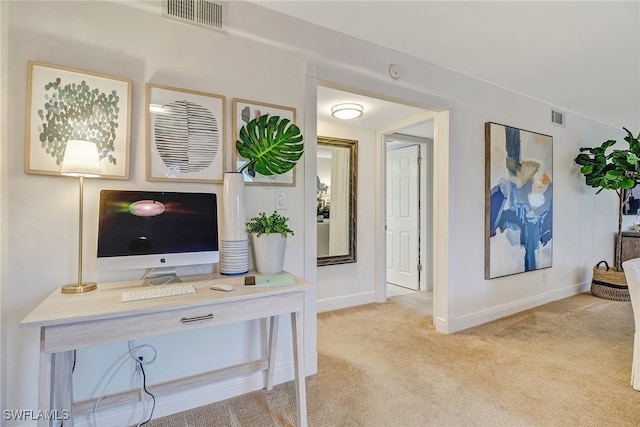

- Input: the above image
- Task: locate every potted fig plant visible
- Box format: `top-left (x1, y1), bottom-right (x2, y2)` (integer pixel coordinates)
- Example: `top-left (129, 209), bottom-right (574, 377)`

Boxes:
top-left (234, 114), bottom-right (304, 274)
top-left (574, 127), bottom-right (640, 300)
top-left (246, 211), bottom-right (294, 274)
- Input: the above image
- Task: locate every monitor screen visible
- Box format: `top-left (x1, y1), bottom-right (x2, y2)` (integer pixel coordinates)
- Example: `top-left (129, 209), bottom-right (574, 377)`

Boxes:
top-left (96, 190), bottom-right (219, 273)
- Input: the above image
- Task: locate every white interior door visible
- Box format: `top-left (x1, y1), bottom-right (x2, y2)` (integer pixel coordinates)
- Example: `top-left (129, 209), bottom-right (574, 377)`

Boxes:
top-left (386, 144), bottom-right (420, 290)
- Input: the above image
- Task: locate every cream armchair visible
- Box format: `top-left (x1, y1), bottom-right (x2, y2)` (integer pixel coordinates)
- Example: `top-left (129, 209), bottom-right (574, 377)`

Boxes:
top-left (622, 258), bottom-right (640, 390)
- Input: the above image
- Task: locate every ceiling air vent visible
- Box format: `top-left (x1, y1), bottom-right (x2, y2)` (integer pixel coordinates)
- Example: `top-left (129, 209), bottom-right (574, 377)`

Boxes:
top-left (162, 0), bottom-right (225, 32)
top-left (551, 109), bottom-right (565, 127)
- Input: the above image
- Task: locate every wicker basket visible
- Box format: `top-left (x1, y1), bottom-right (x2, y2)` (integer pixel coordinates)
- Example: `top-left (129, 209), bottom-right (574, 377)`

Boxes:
top-left (591, 260), bottom-right (630, 301)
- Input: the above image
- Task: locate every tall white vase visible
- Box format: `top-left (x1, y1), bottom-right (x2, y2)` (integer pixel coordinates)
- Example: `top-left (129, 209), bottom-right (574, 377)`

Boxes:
top-left (219, 172), bottom-right (249, 275)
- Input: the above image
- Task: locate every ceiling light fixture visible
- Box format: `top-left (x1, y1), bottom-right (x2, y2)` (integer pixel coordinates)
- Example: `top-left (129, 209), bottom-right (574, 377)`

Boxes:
top-left (331, 103), bottom-right (363, 120)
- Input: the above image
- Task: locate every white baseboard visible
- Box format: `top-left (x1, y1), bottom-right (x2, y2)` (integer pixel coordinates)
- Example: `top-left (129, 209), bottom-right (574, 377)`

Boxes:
top-left (317, 291), bottom-right (377, 312)
top-left (434, 316), bottom-right (448, 334)
top-left (317, 284), bottom-right (592, 334)
top-left (72, 351), bottom-right (318, 427)
top-left (446, 282), bottom-right (591, 333)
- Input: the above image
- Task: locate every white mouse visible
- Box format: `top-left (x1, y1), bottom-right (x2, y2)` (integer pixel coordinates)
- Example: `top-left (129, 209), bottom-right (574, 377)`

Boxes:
top-left (210, 283), bottom-right (234, 292)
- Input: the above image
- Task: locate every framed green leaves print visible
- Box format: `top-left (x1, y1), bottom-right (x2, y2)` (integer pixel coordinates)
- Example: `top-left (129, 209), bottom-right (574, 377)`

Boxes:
top-left (25, 61), bottom-right (132, 179)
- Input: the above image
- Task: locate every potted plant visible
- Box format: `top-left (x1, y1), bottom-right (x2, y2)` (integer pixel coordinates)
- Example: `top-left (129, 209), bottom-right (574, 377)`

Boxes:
top-left (317, 176), bottom-right (329, 221)
top-left (246, 211), bottom-right (294, 274)
top-left (220, 113), bottom-right (304, 275)
top-left (237, 115), bottom-right (303, 274)
top-left (574, 128), bottom-right (640, 299)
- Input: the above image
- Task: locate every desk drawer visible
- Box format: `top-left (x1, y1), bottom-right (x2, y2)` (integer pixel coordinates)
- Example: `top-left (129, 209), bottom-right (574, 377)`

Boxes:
top-left (43, 291), bottom-right (304, 353)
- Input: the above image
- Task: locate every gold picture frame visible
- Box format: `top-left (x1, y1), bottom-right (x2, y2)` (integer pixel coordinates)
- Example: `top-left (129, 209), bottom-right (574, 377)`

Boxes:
top-left (146, 83), bottom-right (226, 183)
top-left (25, 60), bottom-right (132, 179)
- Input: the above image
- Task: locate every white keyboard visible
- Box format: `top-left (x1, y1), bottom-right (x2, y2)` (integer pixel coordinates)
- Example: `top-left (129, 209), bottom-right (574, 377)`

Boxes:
top-left (121, 284), bottom-right (197, 303)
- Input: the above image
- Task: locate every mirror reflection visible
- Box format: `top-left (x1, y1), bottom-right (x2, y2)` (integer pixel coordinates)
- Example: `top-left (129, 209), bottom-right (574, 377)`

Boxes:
top-left (623, 185), bottom-right (640, 215)
top-left (317, 136), bottom-right (357, 265)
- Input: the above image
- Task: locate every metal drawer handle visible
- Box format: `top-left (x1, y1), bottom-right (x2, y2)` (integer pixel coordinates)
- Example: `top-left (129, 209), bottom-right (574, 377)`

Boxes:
top-left (181, 313), bottom-right (214, 323)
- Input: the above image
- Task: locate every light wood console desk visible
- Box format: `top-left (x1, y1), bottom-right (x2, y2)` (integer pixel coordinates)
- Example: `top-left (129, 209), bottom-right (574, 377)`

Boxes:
top-left (21, 274), bottom-right (310, 427)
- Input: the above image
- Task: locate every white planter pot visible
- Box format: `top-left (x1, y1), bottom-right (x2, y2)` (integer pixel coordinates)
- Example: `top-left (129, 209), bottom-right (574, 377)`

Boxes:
top-left (251, 233), bottom-right (286, 274)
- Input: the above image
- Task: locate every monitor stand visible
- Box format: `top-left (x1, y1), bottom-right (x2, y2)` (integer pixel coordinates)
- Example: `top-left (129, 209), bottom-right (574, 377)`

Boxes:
top-left (143, 267), bottom-right (182, 286)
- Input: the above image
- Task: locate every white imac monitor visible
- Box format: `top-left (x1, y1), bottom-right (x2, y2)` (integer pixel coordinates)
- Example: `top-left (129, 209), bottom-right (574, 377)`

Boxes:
top-left (97, 190), bottom-right (219, 282)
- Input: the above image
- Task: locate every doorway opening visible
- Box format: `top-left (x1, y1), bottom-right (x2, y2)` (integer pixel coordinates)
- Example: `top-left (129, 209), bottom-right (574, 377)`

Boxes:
top-left (315, 82), bottom-right (439, 317)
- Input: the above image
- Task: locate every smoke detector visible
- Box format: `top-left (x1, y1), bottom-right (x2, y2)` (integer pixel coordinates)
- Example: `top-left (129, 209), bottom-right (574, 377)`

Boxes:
top-left (388, 64), bottom-right (401, 80)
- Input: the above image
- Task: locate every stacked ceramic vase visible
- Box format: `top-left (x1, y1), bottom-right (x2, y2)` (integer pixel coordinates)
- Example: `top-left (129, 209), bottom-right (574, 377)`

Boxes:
top-left (219, 172), bottom-right (249, 275)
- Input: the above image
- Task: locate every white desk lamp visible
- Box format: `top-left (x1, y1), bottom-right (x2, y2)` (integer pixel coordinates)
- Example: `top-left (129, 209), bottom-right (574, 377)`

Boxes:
top-left (60, 140), bottom-right (102, 294)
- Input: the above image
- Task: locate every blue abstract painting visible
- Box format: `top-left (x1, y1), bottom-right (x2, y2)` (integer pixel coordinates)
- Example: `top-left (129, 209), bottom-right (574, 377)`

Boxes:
top-left (485, 122), bottom-right (553, 279)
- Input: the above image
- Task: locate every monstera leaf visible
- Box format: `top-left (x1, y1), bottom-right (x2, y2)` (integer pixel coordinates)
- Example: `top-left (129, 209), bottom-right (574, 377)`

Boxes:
top-left (236, 115), bottom-right (304, 177)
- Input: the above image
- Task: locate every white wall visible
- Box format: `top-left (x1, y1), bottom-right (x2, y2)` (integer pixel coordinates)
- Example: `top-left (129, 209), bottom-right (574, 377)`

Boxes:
top-left (1, 0), bottom-right (626, 425)
top-left (309, 48), bottom-right (625, 331)
top-left (316, 120), bottom-right (377, 311)
top-left (317, 157), bottom-right (331, 189)
top-left (445, 97), bottom-right (622, 329)
top-left (4, 1), bottom-right (316, 425)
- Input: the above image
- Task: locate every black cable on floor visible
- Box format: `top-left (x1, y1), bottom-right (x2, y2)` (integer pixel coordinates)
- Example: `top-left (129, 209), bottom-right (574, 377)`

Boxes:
top-left (138, 360), bottom-right (156, 426)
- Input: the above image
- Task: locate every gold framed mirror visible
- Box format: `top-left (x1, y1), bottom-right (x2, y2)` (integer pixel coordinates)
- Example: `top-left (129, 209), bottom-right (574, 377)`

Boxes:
top-left (317, 136), bottom-right (357, 266)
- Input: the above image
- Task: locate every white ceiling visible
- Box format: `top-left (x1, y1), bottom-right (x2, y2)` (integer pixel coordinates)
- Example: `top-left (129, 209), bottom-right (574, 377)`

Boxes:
top-left (253, 1), bottom-right (640, 132)
top-left (317, 86), bottom-right (432, 137)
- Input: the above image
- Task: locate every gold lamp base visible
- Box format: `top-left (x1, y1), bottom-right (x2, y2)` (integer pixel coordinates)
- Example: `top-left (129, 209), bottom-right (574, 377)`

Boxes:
top-left (61, 282), bottom-right (98, 294)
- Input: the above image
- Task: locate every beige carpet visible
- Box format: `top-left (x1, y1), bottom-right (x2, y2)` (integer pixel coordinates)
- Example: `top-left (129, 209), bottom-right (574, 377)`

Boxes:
top-left (147, 292), bottom-right (640, 426)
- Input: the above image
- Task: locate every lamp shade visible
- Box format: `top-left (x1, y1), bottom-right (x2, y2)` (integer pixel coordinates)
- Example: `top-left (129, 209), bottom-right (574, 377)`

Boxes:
top-left (60, 140), bottom-right (102, 177)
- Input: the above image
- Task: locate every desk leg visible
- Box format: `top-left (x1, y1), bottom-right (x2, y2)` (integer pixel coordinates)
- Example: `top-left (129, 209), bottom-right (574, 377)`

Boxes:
top-left (38, 348), bottom-right (53, 427)
top-left (38, 349), bottom-right (74, 427)
top-left (55, 351), bottom-right (74, 427)
top-left (291, 311), bottom-right (307, 427)
top-left (266, 315), bottom-right (279, 390)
